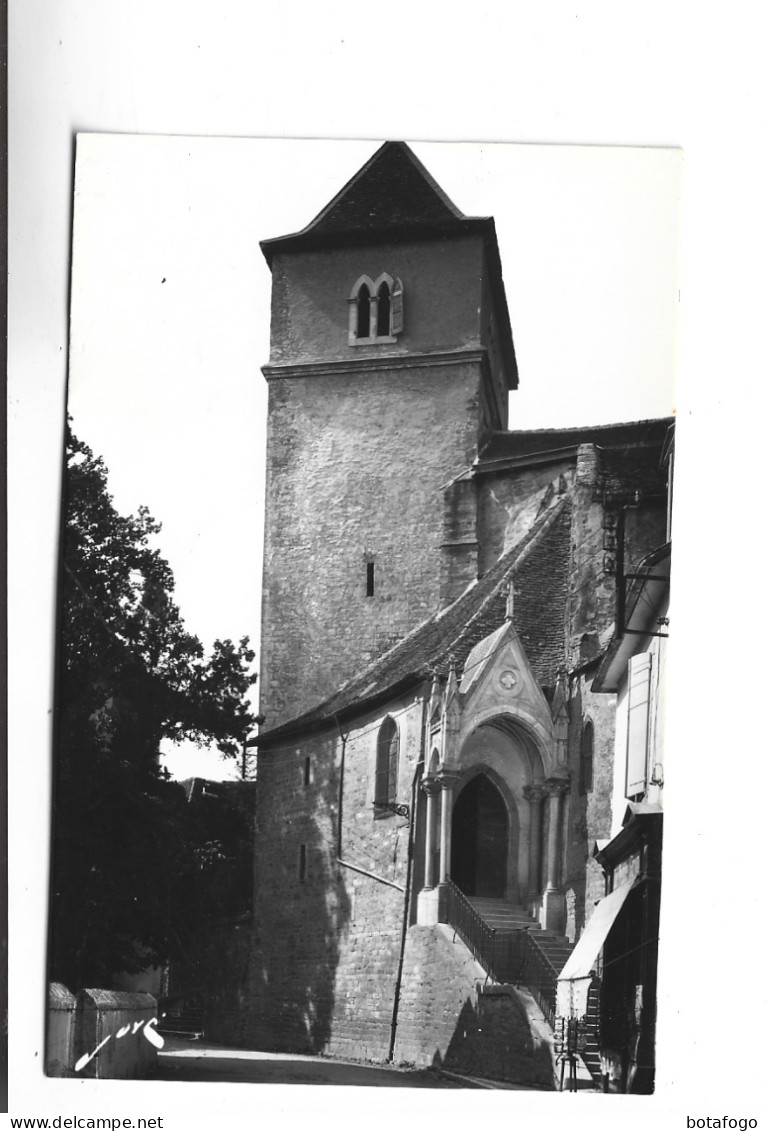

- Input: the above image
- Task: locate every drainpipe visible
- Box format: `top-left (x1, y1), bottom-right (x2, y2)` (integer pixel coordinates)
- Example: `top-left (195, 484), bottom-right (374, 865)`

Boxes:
top-left (387, 692), bottom-right (427, 1063)
top-left (335, 718), bottom-right (347, 860)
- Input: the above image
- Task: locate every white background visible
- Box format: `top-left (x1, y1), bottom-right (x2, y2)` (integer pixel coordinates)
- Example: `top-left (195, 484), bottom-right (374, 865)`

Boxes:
top-left (8, 2), bottom-right (767, 1127)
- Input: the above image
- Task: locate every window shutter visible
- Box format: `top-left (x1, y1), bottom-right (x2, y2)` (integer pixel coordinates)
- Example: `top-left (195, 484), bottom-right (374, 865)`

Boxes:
top-left (391, 279), bottom-right (404, 334)
top-left (626, 652), bottom-right (652, 799)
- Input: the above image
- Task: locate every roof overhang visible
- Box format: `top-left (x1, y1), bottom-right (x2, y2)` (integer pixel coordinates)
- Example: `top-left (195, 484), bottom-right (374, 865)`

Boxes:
top-left (252, 672), bottom-right (426, 750)
top-left (592, 802), bottom-right (663, 869)
top-left (473, 444), bottom-right (579, 477)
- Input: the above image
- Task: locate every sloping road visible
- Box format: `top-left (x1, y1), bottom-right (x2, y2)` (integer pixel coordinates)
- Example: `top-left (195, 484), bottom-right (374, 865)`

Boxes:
top-left (153, 1037), bottom-right (486, 1087)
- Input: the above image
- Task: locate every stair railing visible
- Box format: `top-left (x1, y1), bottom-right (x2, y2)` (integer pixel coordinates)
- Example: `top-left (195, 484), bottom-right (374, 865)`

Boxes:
top-left (517, 928), bottom-right (559, 1027)
top-left (444, 880), bottom-right (527, 984)
top-left (443, 880), bottom-right (562, 1026)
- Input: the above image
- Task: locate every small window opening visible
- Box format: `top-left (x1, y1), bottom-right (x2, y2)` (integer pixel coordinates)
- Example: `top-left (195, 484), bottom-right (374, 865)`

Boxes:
top-left (303, 757), bottom-right (311, 786)
top-left (366, 561), bottom-right (375, 597)
top-left (299, 844), bottom-right (307, 882)
top-left (357, 284), bottom-right (371, 338)
top-left (377, 282), bottom-right (391, 336)
top-left (374, 717), bottom-right (400, 818)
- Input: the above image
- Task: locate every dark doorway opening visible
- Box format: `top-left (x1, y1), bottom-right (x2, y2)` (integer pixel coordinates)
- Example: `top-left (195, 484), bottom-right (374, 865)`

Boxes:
top-left (451, 775), bottom-right (508, 898)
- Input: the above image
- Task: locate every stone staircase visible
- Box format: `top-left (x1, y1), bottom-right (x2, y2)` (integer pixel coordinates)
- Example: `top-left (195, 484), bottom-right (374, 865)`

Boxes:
top-left (467, 896), bottom-right (602, 1088)
top-left (468, 896), bottom-right (573, 965)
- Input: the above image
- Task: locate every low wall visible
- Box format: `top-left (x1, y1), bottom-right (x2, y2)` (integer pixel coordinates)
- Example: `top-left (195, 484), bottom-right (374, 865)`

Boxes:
top-left (74, 990), bottom-right (160, 1079)
top-left (393, 925), bottom-right (556, 1088)
top-left (47, 983), bottom-right (77, 1077)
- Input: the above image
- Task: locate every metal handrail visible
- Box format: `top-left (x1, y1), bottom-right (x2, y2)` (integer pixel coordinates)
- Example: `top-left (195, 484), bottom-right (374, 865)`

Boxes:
top-left (444, 880), bottom-right (527, 984)
top-left (519, 928), bottom-right (559, 1027)
top-left (444, 880), bottom-right (560, 1023)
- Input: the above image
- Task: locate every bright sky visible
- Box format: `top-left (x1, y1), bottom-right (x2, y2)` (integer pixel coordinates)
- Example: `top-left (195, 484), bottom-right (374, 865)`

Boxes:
top-left (68, 136), bottom-right (682, 778)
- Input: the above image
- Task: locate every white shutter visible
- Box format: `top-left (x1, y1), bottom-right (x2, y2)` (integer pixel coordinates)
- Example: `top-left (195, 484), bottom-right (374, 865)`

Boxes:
top-left (391, 278), bottom-right (404, 334)
top-left (626, 652), bottom-right (652, 799)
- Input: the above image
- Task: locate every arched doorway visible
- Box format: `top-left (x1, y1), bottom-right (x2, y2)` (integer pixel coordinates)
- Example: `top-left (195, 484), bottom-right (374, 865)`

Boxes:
top-left (451, 774), bottom-right (509, 898)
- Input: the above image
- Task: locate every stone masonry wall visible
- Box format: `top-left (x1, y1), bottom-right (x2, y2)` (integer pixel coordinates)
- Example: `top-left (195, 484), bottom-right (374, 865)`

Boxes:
top-left (566, 444), bottom-right (616, 666)
top-left (259, 232), bottom-right (506, 731)
top-left (240, 692), bottom-right (425, 1059)
top-left (260, 364), bottom-right (482, 728)
top-left (394, 925), bottom-right (556, 1087)
top-left (563, 673), bottom-right (616, 942)
top-left (476, 460), bottom-right (575, 578)
top-left (268, 238), bottom-right (484, 365)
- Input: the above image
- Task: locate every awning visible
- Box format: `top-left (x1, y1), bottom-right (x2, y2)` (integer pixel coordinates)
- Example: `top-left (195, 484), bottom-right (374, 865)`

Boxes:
top-left (556, 877), bottom-right (635, 1018)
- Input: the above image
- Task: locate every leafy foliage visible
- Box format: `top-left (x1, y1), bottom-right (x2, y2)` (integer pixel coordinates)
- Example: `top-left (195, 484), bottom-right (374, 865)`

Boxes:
top-left (49, 427), bottom-right (258, 988)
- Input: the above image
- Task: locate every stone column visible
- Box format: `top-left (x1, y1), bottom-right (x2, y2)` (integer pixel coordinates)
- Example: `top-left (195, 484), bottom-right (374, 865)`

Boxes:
top-left (431, 768), bottom-right (460, 923)
top-left (542, 778), bottom-right (569, 933)
top-left (416, 777), bottom-right (441, 925)
top-left (422, 778), bottom-right (439, 891)
top-left (523, 784), bottom-right (545, 897)
top-left (437, 769), bottom-right (461, 885)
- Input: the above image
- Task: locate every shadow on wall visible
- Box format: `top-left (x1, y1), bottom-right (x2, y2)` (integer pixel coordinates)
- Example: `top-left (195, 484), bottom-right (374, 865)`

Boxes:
top-left (242, 735), bottom-right (352, 1054)
top-left (438, 988), bottom-right (556, 1089)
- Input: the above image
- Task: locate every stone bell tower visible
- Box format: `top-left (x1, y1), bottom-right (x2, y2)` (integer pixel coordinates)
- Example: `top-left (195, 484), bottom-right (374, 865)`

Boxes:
top-left (258, 142), bottom-right (518, 730)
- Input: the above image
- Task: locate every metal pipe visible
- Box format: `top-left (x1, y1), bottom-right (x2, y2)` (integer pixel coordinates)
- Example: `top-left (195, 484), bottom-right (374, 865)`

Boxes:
top-left (387, 693), bottom-right (427, 1063)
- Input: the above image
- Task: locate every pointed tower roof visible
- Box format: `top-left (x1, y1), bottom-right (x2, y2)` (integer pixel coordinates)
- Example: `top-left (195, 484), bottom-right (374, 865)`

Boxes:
top-left (260, 141), bottom-right (518, 389)
top-left (260, 141), bottom-right (498, 264)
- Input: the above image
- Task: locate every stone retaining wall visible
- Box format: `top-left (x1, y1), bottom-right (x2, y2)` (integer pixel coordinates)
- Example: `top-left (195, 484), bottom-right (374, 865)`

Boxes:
top-left (394, 924), bottom-right (556, 1088)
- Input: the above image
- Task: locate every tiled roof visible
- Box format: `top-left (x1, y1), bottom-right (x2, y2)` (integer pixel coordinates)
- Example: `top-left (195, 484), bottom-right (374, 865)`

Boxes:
top-left (302, 141), bottom-right (466, 234)
top-left (260, 141), bottom-right (494, 264)
top-left (512, 504), bottom-right (571, 686)
top-left (477, 417), bottom-right (674, 467)
top-left (257, 499), bottom-right (572, 745)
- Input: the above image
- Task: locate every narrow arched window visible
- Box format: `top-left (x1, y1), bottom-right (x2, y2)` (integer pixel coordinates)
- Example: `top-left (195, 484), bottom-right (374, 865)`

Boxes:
top-left (349, 274), bottom-right (403, 344)
top-left (580, 720), bottom-right (594, 794)
top-left (357, 284), bottom-right (371, 338)
top-left (377, 281), bottom-right (391, 336)
top-left (374, 716), bottom-right (399, 817)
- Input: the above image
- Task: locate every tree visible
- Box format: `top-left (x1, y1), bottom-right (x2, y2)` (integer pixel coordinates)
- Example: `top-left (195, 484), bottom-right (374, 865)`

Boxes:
top-left (49, 426), bottom-right (258, 989)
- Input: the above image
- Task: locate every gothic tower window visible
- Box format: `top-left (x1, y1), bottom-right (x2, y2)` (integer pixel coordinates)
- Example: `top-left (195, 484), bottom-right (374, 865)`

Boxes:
top-left (349, 274), bottom-right (403, 344)
top-left (374, 716), bottom-right (400, 816)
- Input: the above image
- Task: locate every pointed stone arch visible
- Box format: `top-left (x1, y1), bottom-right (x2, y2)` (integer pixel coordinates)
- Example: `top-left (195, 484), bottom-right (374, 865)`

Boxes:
top-left (460, 705), bottom-right (555, 780)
